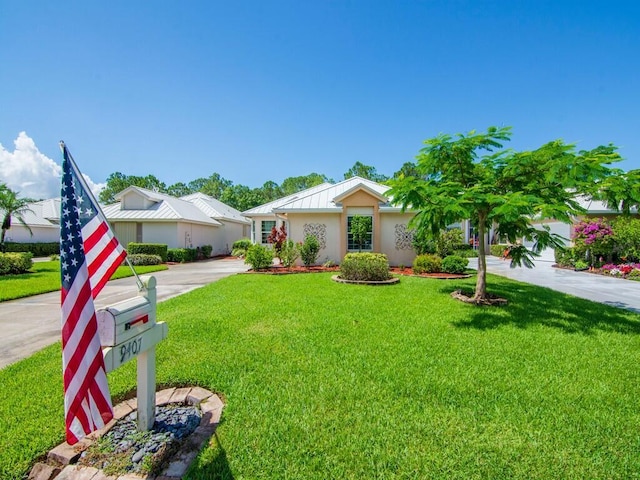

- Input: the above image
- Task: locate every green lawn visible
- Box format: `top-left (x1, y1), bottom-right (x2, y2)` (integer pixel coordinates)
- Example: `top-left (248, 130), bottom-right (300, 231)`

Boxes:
top-left (0, 261), bottom-right (168, 302)
top-left (1, 273), bottom-right (639, 479)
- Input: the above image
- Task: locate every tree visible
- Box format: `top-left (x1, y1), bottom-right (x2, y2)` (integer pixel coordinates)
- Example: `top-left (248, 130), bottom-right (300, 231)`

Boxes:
top-left (260, 181), bottom-right (284, 203)
top-left (392, 162), bottom-right (421, 180)
top-left (0, 184), bottom-right (34, 252)
top-left (344, 161), bottom-right (388, 182)
top-left (166, 182), bottom-right (193, 197)
top-left (220, 185), bottom-right (264, 212)
top-left (99, 172), bottom-right (167, 203)
top-left (281, 173), bottom-right (331, 196)
top-left (387, 126), bottom-right (622, 303)
top-left (593, 168), bottom-right (640, 215)
top-left (188, 173), bottom-right (233, 199)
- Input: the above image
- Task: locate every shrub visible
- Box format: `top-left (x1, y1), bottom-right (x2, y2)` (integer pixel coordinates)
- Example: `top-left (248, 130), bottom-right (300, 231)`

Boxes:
top-left (441, 255), bottom-right (469, 274)
top-left (300, 235), bottom-right (320, 267)
top-left (413, 254), bottom-right (442, 274)
top-left (167, 248), bottom-right (198, 263)
top-left (245, 244), bottom-right (274, 270)
top-left (231, 238), bottom-right (252, 257)
top-left (127, 243), bottom-right (168, 263)
top-left (0, 252), bottom-right (33, 275)
top-left (412, 230), bottom-right (436, 255)
top-left (456, 248), bottom-right (478, 258)
top-left (280, 240), bottom-right (299, 268)
top-left (200, 245), bottom-right (213, 258)
top-left (127, 253), bottom-right (163, 266)
top-left (612, 216), bottom-right (640, 262)
top-left (340, 253), bottom-right (391, 281)
top-left (436, 228), bottom-right (463, 257)
top-left (628, 269), bottom-right (640, 281)
top-left (554, 247), bottom-right (579, 268)
top-left (267, 225), bottom-right (287, 260)
top-left (490, 244), bottom-right (509, 257)
top-left (3, 242), bottom-right (59, 257)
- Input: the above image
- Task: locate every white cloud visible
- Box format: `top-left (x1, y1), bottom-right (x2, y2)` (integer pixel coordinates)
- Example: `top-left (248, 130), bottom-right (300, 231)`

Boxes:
top-left (0, 132), bottom-right (105, 200)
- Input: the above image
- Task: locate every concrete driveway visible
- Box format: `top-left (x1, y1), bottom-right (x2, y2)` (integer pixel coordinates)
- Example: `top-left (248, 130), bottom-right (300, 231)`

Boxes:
top-left (481, 256), bottom-right (640, 313)
top-left (0, 257), bottom-right (248, 370)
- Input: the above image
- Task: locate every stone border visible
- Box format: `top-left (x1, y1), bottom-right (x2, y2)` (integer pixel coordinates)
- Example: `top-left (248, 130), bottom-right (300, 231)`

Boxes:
top-left (331, 275), bottom-right (400, 285)
top-left (29, 387), bottom-right (223, 480)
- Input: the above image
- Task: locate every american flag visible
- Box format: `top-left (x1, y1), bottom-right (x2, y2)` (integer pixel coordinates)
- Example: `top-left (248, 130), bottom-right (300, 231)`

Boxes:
top-left (60, 143), bottom-right (127, 444)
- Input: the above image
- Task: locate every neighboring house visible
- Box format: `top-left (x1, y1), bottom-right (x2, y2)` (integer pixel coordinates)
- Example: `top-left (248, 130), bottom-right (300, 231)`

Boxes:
top-left (243, 176), bottom-right (418, 266)
top-left (1, 198), bottom-right (60, 243)
top-left (102, 186), bottom-right (249, 256)
top-left (181, 192), bottom-right (251, 255)
top-left (524, 196), bottom-right (639, 262)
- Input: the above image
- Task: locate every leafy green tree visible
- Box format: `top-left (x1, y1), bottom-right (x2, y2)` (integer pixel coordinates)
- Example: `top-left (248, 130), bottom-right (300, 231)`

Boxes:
top-left (387, 126), bottom-right (622, 303)
top-left (0, 184), bottom-right (34, 252)
top-left (344, 161), bottom-right (388, 182)
top-left (594, 168), bottom-right (640, 215)
top-left (281, 173), bottom-right (331, 196)
top-left (220, 185), bottom-right (265, 212)
top-left (392, 162), bottom-right (421, 180)
top-left (261, 181), bottom-right (284, 202)
top-left (612, 216), bottom-right (640, 262)
top-left (99, 172), bottom-right (167, 203)
top-left (166, 182), bottom-right (193, 197)
top-left (188, 173), bottom-right (233, 199)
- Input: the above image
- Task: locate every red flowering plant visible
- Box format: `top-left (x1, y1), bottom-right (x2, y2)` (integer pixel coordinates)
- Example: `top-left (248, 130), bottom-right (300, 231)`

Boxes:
top-left (572, 218), bottom-right (614, 265)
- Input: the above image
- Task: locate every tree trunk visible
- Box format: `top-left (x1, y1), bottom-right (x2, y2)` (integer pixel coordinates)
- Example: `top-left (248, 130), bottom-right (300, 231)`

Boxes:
top-left (473, 212), bottom-right (488, 301)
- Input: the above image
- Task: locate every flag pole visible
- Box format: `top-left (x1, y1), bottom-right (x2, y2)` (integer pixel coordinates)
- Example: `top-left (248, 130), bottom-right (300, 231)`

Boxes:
top-left (59, 141), bottom-right (145, 292)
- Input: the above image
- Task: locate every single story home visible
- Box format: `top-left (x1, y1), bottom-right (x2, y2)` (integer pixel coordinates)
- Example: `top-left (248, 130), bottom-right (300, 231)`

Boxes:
top-left (1, 198), bottom-right (60, 243)
top-left (243, 176), bottom-right (419, 266)
top-left (102, 187), bottom-right (250, 256)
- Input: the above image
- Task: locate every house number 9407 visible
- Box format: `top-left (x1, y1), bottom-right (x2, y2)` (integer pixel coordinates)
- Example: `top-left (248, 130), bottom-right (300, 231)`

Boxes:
top-left (120, 337), bottom-right (143, 364)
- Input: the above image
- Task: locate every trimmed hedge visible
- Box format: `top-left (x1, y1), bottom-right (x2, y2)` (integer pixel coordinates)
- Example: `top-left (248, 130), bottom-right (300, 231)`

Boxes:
top-left (0, 252), bottom-right (34, 275)
top-left (413, 254), bottom-right (442, 274)
top-left (127, 243), bottom-right (168, 263)
top-left (3, 242), bottom-right (59, 257)
top-left (167, 248), bottom-right (198, 263)
top-left (340, 253), bottom-right (391, 281)
top-left (127, 254), bottom-right (163, 266)
top-left (441, 255), bottom-right (469, 274)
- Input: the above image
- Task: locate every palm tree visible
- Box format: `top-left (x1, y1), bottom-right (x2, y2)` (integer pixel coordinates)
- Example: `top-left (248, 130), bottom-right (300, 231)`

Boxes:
top-left (0, 183), bottom-right (34, 252)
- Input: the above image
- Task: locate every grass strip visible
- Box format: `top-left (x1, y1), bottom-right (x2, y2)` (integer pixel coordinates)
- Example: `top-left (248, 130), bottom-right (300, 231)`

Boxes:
top-left (0, 261), bottom-right (167, 302)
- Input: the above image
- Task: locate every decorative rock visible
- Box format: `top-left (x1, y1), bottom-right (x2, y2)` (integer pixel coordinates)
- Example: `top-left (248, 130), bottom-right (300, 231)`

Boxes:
top-left (28, 462), bottom-right (61, 480)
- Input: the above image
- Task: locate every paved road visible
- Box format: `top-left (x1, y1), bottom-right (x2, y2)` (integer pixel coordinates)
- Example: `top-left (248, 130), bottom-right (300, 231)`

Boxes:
top-left (0, 257), bottom-right (248, 370)
top-left (480, 256), bottom-right (640, 313)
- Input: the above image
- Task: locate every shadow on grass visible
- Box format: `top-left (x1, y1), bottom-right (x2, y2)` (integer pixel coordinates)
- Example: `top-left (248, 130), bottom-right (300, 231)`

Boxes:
top-left (438, 278), bottom-right (640, 335)
top-left (190, 432), bottom-right (235, 480)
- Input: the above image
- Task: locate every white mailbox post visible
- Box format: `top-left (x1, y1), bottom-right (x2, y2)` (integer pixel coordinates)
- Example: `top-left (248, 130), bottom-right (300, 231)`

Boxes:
top-left (97, 275), bottom-right (168, 431)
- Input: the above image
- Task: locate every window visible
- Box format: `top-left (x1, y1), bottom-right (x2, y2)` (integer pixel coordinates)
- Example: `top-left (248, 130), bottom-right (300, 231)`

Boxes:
top-left (261, 220), bottom-right (276, 244)
top-left (136, 223), bottom-right (143, 243)
top-left (347, 215), bottom-right (373, 251)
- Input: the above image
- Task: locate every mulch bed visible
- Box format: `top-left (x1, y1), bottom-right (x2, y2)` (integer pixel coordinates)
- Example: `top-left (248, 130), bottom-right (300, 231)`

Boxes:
top-left (245, 265), bottom-right (471, 279)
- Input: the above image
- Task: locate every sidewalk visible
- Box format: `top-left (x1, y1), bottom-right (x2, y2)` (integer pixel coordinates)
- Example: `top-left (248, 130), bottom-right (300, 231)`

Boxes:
top-left (480, 256), bottom-right (640, 314)
top-left (0, 257), bottom-right (249, 370)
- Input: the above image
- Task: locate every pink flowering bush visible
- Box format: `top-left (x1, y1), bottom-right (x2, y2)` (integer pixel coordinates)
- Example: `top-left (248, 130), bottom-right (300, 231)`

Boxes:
top-left (572, 218), bottom-right (615, 260)
top-left (600, 263), bottom-right (640, 279)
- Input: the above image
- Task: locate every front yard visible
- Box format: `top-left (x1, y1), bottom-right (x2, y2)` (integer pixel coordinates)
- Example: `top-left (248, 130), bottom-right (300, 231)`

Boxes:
top-left (1, 273), bottom-right (639, 479)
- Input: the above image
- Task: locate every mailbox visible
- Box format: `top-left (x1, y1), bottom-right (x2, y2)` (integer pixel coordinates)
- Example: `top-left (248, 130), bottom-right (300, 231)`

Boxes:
top-left (97, 295), bottom-right (155, 347)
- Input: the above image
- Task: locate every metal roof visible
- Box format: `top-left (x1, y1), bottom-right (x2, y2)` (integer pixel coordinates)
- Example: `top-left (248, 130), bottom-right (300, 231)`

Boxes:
top-left (272, 177), bottom-right (391, 213)
top-left (181, 192), bottom-right (250, 224)
top-left (104, 187), bottom-right (222, 226)
top-left (242, 182), bottom-right (334, 216)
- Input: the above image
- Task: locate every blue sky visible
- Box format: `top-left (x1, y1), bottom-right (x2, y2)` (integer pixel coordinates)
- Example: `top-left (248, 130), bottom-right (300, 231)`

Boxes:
top-left (1, 1), bottom-right (638, 199)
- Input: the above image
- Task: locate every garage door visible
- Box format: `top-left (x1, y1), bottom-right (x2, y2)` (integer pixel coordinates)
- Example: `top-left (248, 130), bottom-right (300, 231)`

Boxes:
top-left (523, 222), bottom-right (571, 262)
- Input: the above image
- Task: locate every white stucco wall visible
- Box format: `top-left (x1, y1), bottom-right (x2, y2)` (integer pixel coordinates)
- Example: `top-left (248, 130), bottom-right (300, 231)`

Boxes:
top-left (287, 213), bottom-right (342, 265)
top-left (214, 221), bottom-right (248, 256)
top-left (380, 213), bottom-right (417, 266)
top-left (3, 225), bottom-right (59, 243)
